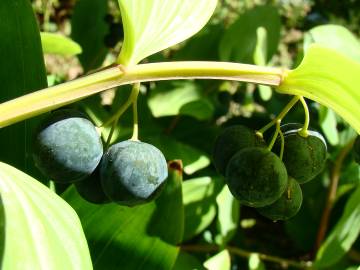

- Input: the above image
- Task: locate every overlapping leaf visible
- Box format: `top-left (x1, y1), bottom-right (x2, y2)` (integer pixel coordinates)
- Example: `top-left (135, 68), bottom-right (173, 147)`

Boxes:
top-left (0, 162), bottom-right (92, 270)
top-left (117, 0), bottom-right (218, 65)
top-left (278, 45), bottom-right (360, 134)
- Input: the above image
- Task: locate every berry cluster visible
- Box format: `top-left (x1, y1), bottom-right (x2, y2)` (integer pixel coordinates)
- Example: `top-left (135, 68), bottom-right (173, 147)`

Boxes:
top-left (213, 124), bottom-right (327, 221)
top-left (32, 109), bottom-right (168, 206)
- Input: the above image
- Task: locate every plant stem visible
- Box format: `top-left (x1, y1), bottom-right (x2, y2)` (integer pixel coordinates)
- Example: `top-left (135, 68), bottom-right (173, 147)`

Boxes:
top-left (130, 83), bottom-right (140, 141)
top-left (181, 244), bottom-right (312, 269)
top-left (0, 62), bottom-right (283, 128)
top-left (267, 120), bottom-right (280, 151)
top-left (314, 138), bottom-right (356, 254)
top-left (279, 127), bottom-right (285, 160)
top-left (299, 96), bottom-right (310, 137)
top-left (257, 96), bottom-right (300, 135)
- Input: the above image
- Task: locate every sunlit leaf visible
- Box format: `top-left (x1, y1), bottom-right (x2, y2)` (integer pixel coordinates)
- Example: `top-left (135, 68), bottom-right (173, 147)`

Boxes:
top-left (117, 0), bottom-right (218, 65)
top-left (304, 24), bottom-right (360, 62)
top-left (0, 162), bottom-right (92, 270)
top-left (203, 249), bottom-right (231, 270)
top-left (41, 32), bottom-right (82, 56)
top-left (278, 45), bottom-right (360, 134)
top-left (318, 106), bottom-right (339, 146)
top-left (215, 185), bottom-right (240, 246)
top-left (249, 254), bottom-right (266, 270)
top-left (63, 161), bottom-right (184, 270)
top-left (182, 177), bottom-right (222, 241)
top-left (315, 185), bottom-right (360, 268)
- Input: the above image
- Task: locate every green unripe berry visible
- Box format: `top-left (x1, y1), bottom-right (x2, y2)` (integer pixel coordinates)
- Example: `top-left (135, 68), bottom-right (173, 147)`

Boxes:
top-left (32, 109), bottom-right (103, 183)
top-left (225, 147), bottom-right (288, 207)
top-left (100, 140), bottom-right (168, 206)
top-left (213, 125), bottom-right (265, 175)
top-left (257, 177), bottom-right (303, 221)
top-left (281, 129), bottom-right (327, 184)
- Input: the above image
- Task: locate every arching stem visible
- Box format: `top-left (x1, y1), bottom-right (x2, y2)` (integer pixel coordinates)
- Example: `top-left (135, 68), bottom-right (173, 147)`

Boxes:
top-left (267, 120), bottom-right (281, 151)
top-left (130, 84), bottom-right (140, 141)
top-left (257, 95), bottom-right (300, 136)
top-left (298, 96), bottom-right (310, 137)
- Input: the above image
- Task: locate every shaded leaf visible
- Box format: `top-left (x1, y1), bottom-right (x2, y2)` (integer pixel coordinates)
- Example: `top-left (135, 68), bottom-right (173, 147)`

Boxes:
top-left (315, 185), bottom-right (360, 268)
top-left (0, 162), bottom-right (92, 270)
top-left (0, 0), bottom-right (47, 176)
top-left (278, 45), bottom-right (360, 134)
top-left (71, 0), bottom-right (109, 72)
top-left (63, 161), bottom-right (184, 270)
top-left (41, 32), bottom-right (82, 56)
top-left (117, 0), bottom-right (218, 65)
top-left (172, 251), bottom-right (205, 270)
top-left (219, 5), bottom-right (281, 63)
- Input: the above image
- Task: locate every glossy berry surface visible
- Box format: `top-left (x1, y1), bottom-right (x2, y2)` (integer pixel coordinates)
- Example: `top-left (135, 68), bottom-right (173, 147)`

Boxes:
top-left (257, 177), bottom-right (303, 221)
top-left (225, 147), bottom-right (287, 207)
top-left (32, 109), bottom-right (103, 183)
top-left (100, 140), bottom-right (168, 206)
top-left (213, 125), bottom-right (265, 175)
top-left (281, 129), bottom-right (327, 184)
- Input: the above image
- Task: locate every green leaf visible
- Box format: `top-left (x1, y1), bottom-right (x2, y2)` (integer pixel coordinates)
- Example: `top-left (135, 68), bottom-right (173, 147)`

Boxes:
top-left (219, 5), bottom-right (281, 63)
top-left (304, 24), bottom-right (360, 62)
top-left (253, 27), bottom-right (272, 101)
top-left (63, 161), bottom-right (184, 270)
top-left (248, 254), bottom-right (266, 270)
top-left (148, 135), bottom-right (210, 175)
top-left (203, 249), bottom-right (231, 270)
top-left (117, 0), bottom-right (218, 65)
top-left (0, 162), bottom-right (92, 270)
top-left (315, 185), bottom-right (360, 268)
top-left (41, 32), bottom-right (82, 56)
top-left (277, 44), bottom-right (360, 134)
top-left (215, 185), bottom-right (240, 246)
top-left (71, 0), bottom-right (109, 72)
top-left (148, 82), bottom-right (202, 117)
top-left (182, 177), bottom-right (222, 241)
top-left (318, 106), bottom-right (339, 146)
top-left (0, 0), bottom-right (47, 176)
top-left (172, 251), bottom-right (205, 270)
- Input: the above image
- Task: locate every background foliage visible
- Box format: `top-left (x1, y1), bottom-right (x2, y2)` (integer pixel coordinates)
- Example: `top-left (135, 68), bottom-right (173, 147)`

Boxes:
top-left (1, 0), bottom-right (360, 269)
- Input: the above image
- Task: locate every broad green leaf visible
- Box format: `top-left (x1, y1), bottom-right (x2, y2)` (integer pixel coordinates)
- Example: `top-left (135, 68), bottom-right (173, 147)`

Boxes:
top-left (148, 82), bottom-right (202, 117)
top-left (304, 25), bottom-right (360, 62)
top-left (0, 0), bottom-right (47, 176)
top-left (203, 249), bottom-right (231, 270)
top-left (179, 100), bottom-right (214, 121)
top-left (0, 162), bottom-right (92, 270)
top-left (63, 161), bottom-right (184, 270)
top-left (215, 185), bottom-right (240, 246)
top-left (41, 32), bottom-right (82, 56)
top-left (318, 106), bottom-right (339, 146)
top-left (148, 135), bottom-right (210, 175)
top-left (172, 251), bottom-right (205, 270)
top-left (219, 5), bottom-right (281, 63)
top-left (71, 0), bottom-right (109, 72)
top-left (315, 185), bottom-right (360, 268)
top-left (254, 27), bottom-right (272, 101)
top-left (117, 0), bottom-right (218, 65)
top-left (182, 177), bottom-right (222, 241)
top-left (278, 45), bottom-right (360, 134)
top-left (248, 254), bottom-right (266, 270)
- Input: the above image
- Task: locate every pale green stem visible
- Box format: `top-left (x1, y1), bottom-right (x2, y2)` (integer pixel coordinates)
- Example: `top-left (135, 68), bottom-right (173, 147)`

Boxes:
top-left (298, 96), bottom-right (310, 137)
top-left (279, 126), bottom-right (285, 160)
top-left (103, 83), bottom-right (140, 147)
top-left (257, 96), bottom-right (300, 135)
top-left (0, 62), bottom-right (283, 129)
top-left (267, 120), bottom-right (281, 151)
top-left (130, 84), bottom-right (140, 141)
